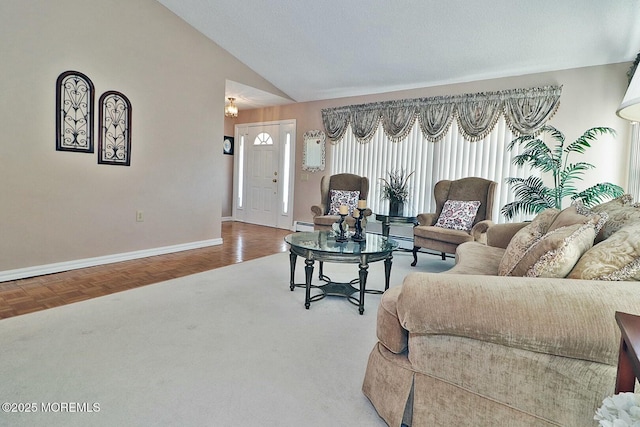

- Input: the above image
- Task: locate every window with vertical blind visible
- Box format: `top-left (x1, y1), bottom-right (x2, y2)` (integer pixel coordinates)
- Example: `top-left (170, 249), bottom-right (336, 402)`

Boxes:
top-left (324, 86), bottom-right (563, 223)
top-left (331, 117), bottom-right (535, 223)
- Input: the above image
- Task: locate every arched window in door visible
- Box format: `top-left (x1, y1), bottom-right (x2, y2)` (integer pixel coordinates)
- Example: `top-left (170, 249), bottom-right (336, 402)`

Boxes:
top-left (254, 132), bottom-right (274, 145)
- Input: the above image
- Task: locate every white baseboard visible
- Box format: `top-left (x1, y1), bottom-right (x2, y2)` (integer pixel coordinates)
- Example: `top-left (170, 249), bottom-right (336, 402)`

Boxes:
top-left (0, 238), bottom-right (223, 283)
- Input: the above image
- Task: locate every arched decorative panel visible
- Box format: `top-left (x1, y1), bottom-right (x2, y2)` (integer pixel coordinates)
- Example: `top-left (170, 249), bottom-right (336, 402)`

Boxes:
top-left (56, 70), bottom-right (95, 152)
top-left (98, 91), bottom-right (132, 166)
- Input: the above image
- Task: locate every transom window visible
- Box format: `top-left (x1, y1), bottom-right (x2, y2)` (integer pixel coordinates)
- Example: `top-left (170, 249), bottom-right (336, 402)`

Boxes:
top-left (253, 132), bottom-right (273, 145)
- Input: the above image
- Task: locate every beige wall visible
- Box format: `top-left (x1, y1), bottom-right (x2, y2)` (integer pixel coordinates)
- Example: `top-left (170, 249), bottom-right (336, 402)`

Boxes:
top-left (0, 0), bottom-right (287, 272)
top-left (237, 63), bottom-right (633, 225)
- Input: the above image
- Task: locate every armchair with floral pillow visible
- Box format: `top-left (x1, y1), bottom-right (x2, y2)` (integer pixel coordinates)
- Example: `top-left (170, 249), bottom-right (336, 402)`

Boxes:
top-left (411, 177), bottom-right (497, 266)
top-left (311, 173), bottom-right (372, 231)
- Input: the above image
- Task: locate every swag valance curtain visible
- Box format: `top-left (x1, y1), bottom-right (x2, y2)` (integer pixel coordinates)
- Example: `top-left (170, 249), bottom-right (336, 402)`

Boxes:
top-left (321, 85), bottom-right (562, 143)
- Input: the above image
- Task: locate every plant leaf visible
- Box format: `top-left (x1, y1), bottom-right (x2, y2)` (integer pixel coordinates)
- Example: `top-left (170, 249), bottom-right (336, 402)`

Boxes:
top-left (564, 127), bottom-right (615, 154)
top-left (571, 182), bottom-right (625, 207)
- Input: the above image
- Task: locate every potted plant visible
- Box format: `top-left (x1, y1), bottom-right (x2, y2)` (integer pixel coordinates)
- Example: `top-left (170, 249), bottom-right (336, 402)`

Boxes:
top-left (501, 125), bottom-right (624, 219)
top-left (380, 169), bottom-right (414, 216)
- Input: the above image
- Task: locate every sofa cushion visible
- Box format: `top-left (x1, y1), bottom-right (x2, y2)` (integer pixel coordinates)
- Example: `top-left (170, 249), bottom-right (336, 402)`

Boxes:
top-left (314, 215), bottom-right (340, 227)
top-left (327, 189), bottom-right (359, 215)
top-left (434, 200), bottom-right (481, 231)
top-left (568, 223), bottom-right (640, 280)
top-left (486, 222), bottom-right (529, 249)
top-left (508, 205), bottom-right (606, 277)
top-left (413, 225), bottom-right (475, 245)
top-left (498, 209), bottom-right (560, 276)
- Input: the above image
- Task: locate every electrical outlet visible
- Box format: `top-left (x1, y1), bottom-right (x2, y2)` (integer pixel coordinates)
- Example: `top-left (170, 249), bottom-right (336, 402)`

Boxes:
top-left (136, 210), bottom-right (144, 222)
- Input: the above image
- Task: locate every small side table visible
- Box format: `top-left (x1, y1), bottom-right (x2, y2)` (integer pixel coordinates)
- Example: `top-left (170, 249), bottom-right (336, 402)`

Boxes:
top-left (614, 311), bottom-right (640, 393)
top-left (375, 214), bottom-right (417, 238)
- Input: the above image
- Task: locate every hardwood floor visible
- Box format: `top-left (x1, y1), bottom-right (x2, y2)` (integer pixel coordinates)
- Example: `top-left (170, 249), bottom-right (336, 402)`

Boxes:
top-left (0, 222), bottom-right (291, 319)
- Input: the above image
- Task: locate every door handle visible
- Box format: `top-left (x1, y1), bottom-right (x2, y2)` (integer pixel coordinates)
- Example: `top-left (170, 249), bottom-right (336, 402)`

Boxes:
top-left (272, 179), bottom-right (278, 183)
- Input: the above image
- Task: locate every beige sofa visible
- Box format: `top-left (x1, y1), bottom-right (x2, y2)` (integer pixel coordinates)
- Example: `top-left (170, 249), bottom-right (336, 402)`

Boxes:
top-left (362, 197), bottom-right (640, 426)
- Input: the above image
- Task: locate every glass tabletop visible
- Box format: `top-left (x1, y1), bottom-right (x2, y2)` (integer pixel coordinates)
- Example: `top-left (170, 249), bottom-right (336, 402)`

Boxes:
top-left (285, 231), bottom-right (398, 255)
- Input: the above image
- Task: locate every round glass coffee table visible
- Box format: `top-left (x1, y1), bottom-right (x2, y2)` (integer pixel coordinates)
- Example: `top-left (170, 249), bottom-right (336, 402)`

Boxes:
top-left (284, 231), bottom-right (398, 314)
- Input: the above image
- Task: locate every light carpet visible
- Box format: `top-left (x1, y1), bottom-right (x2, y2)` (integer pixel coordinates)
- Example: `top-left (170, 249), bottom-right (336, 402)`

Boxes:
top-left (0, 250), bottom-right (454, 427)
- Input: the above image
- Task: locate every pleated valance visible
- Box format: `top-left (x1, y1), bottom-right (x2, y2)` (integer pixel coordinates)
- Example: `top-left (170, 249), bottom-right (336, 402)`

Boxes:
top-left (321, 85), bottom-right (562, 143)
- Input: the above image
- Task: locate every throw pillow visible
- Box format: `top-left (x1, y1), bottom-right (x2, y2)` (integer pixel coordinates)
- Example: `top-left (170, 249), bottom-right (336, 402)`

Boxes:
top-left (568, 223), bottom-right (640, 280)
top-left (328, 190), bottom-right (360, 215)
top-left (591, 195), bottom-right (640, 242)
top-left (497, 208), bottom-right (560, 276)
top-left (546, 202), bottom-right (606, 234)
top-left (507, 206), bottom-right (607, 278)
top-left (590, 194), bottom-right (633, 215)
top-left (522, 223), bottom-right (597, 278)
top-left (434, 200), bottom-right (481, 232)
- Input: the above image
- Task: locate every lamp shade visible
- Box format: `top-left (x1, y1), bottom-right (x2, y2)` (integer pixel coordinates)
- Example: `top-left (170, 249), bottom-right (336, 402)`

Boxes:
top-left (617, 71), bottom-right (640, 122)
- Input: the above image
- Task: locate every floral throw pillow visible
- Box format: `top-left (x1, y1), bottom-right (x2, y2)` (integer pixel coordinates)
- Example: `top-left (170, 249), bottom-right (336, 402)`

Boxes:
top-left (328, 190), bottom-right (360, 215)
top-left (434, 200), bottom-right (481, 232)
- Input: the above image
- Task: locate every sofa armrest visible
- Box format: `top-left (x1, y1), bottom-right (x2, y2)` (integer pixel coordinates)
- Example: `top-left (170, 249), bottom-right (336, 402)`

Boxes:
top-left (311, 204), bottom-right (325, 217)
top-left (486, 222), bottom-right (528, 248)
top-left (470, 220), bottom-right (493, 242)
top-left (416, 213), bottom-right (437, 226)
top-left (396, 272), bottom-right (640, 366)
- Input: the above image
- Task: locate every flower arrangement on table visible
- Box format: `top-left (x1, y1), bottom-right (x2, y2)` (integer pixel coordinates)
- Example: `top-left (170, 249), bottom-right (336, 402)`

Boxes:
top-left (595, 392), bottom-right (640, 426)
top-left (379, 169), bottom-right (414, 216)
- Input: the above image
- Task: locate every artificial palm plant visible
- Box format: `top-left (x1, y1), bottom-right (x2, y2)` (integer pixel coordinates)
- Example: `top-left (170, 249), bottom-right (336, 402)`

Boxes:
top-left (501, 125), bottom-right (624, 219)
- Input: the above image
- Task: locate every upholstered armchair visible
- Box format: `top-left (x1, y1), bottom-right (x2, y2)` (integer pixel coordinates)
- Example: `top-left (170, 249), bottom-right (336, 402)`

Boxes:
top-left (411, 177), bottom-right (497, 266)
top-left (311, 173), bottom-right (372, 231)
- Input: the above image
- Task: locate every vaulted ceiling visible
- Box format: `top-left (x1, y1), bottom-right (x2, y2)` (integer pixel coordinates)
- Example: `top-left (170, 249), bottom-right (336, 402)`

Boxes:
top-left (157, 0), bottom-right (640, 109)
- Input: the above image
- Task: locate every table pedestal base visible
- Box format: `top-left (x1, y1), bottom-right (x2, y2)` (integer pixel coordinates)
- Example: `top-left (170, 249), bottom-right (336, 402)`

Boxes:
top-left (285, 231), bottom-right (397, 315)
top-left (289, 255), bottom-right (390, 315)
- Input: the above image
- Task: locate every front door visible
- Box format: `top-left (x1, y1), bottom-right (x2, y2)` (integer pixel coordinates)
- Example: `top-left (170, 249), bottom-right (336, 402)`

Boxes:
top-left (233, 120), bottom-right (296, 230)
top-left (245, 124), bottom-right (280, 227)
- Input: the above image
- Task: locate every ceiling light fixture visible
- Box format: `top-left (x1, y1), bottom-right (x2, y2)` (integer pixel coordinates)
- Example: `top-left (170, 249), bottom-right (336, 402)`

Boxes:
top-left (225, 97), bottom-right (238, 118)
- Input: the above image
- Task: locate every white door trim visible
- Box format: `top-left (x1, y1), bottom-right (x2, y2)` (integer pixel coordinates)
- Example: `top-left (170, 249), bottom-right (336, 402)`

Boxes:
top-left (232, 119), bottom-right (296, 230)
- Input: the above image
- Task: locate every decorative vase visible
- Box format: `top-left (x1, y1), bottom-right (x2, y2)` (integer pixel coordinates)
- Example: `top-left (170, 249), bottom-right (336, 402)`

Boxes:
top-left (389, 200), bottom-right (404, 216)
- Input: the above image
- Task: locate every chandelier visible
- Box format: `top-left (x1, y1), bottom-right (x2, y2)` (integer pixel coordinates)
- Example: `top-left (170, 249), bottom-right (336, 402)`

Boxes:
top-left (225, 97), bottom-right (238, 118)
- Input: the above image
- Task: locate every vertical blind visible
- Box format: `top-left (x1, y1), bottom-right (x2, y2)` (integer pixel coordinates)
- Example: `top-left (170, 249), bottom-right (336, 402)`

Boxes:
top-left (331, 116), bottom-right (536, 224)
